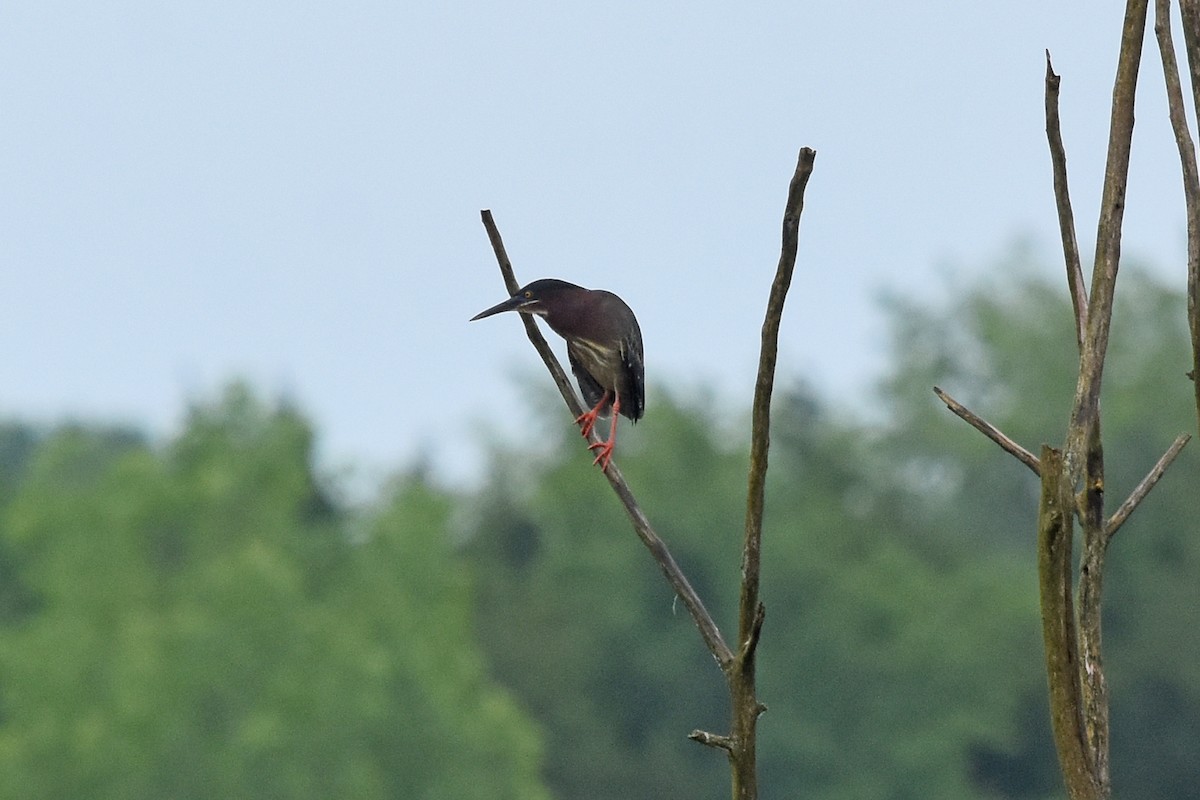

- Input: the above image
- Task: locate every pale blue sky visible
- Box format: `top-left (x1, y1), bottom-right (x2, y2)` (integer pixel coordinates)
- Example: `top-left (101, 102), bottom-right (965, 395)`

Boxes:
top-left (0, 2), bottom-right (1190, 487)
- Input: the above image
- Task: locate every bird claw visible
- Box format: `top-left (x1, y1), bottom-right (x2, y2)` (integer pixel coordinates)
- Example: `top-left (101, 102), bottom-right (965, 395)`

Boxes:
top-left (575, 409), bottom-right (600, 438)
top-left (588, 439), bottom-right (615, 471)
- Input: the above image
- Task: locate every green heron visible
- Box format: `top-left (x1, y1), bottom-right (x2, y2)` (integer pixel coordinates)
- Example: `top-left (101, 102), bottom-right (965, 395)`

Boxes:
top-left (471, 278), bottom-right (644, 471)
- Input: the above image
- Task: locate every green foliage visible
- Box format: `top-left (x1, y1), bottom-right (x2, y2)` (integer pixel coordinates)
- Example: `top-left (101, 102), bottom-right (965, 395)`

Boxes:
top-left (1, 256), bottom-right (1196, 799)
top-left (873, 264), bottom-right (1200, 799)
top-left (464, 263), bottom-right (1199, 799)
top-left (0, 385), bottom-right (549, 800)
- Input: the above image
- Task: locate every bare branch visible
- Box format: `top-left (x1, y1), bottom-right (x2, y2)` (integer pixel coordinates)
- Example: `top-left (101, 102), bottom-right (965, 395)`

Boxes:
top-left (483, 148), bottom-right (815, 800)
top-left (1158, 0), bottom-right (1200, 430)
top-left (688, 730), bottom-right (735, 752)
top-left (1056, 6), bottom-right (1151, 795)
top-left (479, 212), bottom-right (587, 419)
top-left (1156, 0), bottom-right (1200, 240)
top-left (1045, 51), bottom-right (1089, 351)
top-left (728, 146), bottom-right (816, 800)
top-left (1179, 0), bottom-right (1200, 113)
top-left (479, 209), bottom-right (735, 669)
top-left (932, 386), bottom-right (1041, 475)
top-left (741, 147), bottom-right (815, 653)
top-left (1105, 432), bottom-right (1191, 540)
top-left (1064, 0), bottom-right (1148, 481)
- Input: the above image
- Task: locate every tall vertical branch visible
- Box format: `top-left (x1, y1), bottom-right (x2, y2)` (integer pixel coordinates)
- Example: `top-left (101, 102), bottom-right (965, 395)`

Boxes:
top-left (945, 4), bottom-right (1156, 798)
top-left (1043, 50), bottom-right (1113, 800)
top-left (740, 148), bottom-right (816, 649)
top-left (728, 146), bottom-right (816, 800)
top-left (1076, 8), bottom-right (1147, 795)
top-left (1064, 0), bottom-right (1147, 480)
top-left (1161, 0), bottom-right (1200, 429)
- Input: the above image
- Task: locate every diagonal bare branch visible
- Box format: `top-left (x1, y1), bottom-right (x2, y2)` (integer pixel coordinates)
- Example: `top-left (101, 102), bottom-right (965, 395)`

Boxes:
top-left (479, 209), bottom-right (735, 669)
top-left (1045, 51), bottom-right (1089, 351)
top-left (932, 386), bottom-right (1041, 475)
top-left (1105, 432), bottom-right (1191, 540)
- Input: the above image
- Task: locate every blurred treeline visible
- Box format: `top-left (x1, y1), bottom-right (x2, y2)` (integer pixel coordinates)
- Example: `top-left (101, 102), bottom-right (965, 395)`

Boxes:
top-left (0, 262), bottom-right (1197, 799)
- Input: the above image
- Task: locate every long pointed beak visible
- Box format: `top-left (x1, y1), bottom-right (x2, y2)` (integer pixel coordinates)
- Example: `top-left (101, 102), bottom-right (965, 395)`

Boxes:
top-left (470, 295), bottom-right (527, 321)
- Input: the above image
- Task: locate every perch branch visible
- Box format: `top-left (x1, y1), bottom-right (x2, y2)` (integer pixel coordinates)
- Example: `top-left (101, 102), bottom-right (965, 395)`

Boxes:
top-left (932, 386), bottom-right (1041, 475)
top-left (1105, 432), bottom-right (1190, 540)
top-left (481, 148), bottom-right (815, 800)
top-left (479, 209), bottom-right (735, 668)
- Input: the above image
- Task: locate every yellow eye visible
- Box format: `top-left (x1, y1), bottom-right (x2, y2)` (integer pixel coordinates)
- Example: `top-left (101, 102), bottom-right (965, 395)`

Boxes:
top-left (524, 291), bottom-right (533, 298)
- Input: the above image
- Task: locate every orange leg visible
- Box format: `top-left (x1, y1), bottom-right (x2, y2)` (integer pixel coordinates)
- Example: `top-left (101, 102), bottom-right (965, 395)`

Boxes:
top-left (587, 394), bottom-right (621, 471)
top-left (574, 391), bottom-right (610, 439)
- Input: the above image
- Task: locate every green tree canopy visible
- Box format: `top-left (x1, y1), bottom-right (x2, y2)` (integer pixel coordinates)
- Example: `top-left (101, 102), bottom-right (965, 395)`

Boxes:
top-left (0, 385), bottom-right (549, 800)
top-left (0, 257), bottom-right (1195, 799)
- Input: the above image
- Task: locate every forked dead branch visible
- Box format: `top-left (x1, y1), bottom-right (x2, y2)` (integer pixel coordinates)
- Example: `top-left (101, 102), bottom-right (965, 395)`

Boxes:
top-left (934, 5), bottom-right (1193, 798)
top-left (477, 146), bottom-right (815, 800)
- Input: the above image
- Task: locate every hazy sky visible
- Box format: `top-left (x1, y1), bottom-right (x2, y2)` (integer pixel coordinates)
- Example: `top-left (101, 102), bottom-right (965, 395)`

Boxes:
top-left (1, 3), bottom-right (1191, 488)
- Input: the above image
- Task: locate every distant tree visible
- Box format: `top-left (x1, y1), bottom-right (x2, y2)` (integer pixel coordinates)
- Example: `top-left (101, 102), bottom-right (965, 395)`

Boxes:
top-left (0, 385), bottom-right (550, 800)
top-left (896, 264), bottom-right (1200, 799)
top-left (933, 3), bottom-right (1200, 794)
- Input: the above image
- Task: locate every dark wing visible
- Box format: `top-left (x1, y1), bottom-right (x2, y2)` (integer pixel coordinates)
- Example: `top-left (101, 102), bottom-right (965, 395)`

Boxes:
top-left (568, 347), bottom-right (609, 411)
top-left (619, 327), bottom-right (645, 422)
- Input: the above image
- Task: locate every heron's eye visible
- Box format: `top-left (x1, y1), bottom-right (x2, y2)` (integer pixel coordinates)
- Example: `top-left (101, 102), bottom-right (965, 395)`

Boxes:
top-left (523, 291), bottom-right (533, 299)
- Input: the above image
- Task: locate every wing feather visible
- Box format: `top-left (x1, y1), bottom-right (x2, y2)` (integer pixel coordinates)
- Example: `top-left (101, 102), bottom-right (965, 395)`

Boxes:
top-left (620, 333), bottom-right (645, 422)
top-left (568, 347), bottom-right (608, 411)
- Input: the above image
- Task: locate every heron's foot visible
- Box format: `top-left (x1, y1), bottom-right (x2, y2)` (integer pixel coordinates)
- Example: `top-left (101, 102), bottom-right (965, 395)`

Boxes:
top-left (575, 408), bottom-right (601, 438)
top-left (588, 438), bottom-right (615, 471)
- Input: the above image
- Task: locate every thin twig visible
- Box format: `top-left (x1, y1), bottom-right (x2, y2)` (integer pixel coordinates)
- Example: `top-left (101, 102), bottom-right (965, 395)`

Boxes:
top-left (1179, 0), bottom-right (1200, 427)
top-left (1045, 51), bottom-right (1089, 351)
top-left (932, 386), bottom-right (1041, 475)
top-left (1179, 0), bottom-right (1200, 117)
top-left (1105, 432), bottom-right (1190, 540)
top-left (479, 209), bottom-right (736, 668)
top-left (688, 730), bottom-right (734, 752)
top-left (1158, 0), bottom-right (1200, 431)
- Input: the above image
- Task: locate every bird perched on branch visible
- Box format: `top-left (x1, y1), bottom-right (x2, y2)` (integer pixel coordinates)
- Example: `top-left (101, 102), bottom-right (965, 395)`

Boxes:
top-left (470, 278), bottom-right (644, 471)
